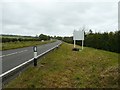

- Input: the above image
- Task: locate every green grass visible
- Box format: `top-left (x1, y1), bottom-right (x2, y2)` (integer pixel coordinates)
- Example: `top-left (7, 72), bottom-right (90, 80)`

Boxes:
top-left (1, 40), bottom-right (55, 50)
top-left (5, 43), bottom-right (119, 88)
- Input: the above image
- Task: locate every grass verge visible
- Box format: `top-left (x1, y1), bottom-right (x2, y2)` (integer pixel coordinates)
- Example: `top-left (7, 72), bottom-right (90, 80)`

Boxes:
top-left (1, 40), bottom-right (55, 50)
top-left (5, 43), bottom-right (119, 88)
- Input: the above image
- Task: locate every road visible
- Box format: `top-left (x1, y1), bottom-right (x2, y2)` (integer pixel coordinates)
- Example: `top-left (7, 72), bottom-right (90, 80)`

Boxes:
top-left (1, 40), bottom-right (62, 76)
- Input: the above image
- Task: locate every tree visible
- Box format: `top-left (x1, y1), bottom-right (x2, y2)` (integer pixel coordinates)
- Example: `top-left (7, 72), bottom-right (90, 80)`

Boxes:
top-left (39, 34), bottom-right (48, 40)
top-left (89, 29), bottom-right (93, 34)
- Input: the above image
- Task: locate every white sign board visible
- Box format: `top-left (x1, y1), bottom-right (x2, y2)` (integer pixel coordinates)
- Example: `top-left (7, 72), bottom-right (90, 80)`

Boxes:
top-left (73, 30), bottom-right (84, 40)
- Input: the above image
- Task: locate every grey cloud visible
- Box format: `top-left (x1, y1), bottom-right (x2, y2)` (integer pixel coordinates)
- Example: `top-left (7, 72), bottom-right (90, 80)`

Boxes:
top-left (2, 1), bottom-right (118, 36)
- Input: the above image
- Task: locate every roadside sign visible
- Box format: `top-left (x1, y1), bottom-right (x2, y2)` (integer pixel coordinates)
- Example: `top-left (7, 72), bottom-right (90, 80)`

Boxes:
top-left (73, 30), bottom-right (84, 50)
top-left (73, 30), bottom-right (84, 40)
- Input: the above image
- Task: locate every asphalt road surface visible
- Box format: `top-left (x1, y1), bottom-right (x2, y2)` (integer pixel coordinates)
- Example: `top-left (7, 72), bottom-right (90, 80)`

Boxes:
top-left (1, 40), bottom-right (62, 75)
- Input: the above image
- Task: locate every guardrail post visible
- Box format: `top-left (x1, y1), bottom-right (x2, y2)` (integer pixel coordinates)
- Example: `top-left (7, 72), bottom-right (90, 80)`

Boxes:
top-left (33, 46), bottom-right (37, 66)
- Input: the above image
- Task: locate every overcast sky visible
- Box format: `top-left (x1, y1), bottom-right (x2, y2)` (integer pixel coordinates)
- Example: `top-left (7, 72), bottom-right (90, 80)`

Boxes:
top-left (1, 0), bottom-right (119, 36)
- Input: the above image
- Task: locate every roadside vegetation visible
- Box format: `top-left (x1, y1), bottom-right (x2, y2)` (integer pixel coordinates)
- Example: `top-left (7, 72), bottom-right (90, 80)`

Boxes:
top-left (1, 34), bottom-right (53, 43)
top-left (1, 40), bottom-right (55, 51)
top-left (58, 30), bottom-right (120, 53)
top-left (5, 43), bottom-right (119, 88)
top-left (1, 34), bottom-right (55, 50)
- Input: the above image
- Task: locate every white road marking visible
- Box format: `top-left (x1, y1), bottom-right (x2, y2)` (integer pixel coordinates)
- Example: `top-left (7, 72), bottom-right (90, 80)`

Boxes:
top-left (0, 50), bottom-right (28, 58)
top-left (0, 42), bottom-right (62, 78)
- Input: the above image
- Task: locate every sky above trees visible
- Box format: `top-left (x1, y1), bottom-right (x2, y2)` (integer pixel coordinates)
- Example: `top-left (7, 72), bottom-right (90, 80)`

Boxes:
top-left (1, 0), bottom-right (119, 36)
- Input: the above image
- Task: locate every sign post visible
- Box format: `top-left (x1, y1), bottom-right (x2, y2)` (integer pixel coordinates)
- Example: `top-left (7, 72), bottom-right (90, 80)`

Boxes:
top-left (74, 40), bottom-right (76, 48)
top-left (33, 46), bottom-right (37, 66)
top-left (73, 30), bottom-right (84, 50)
top-left (82, 40), bottom-right (84, 50)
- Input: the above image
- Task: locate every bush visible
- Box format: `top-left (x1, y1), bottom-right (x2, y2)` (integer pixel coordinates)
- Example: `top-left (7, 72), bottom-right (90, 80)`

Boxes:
top-left (63, 31), bottom-right (119, 53)
top-left (2, 38), bottom-right (40, 43)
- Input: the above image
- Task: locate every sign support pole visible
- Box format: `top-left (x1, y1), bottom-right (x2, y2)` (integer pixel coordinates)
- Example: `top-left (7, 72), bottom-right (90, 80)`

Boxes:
top-left (74, 40), bottom-right (76, 48)
top-left (82, 40), bottom-right (84, 50)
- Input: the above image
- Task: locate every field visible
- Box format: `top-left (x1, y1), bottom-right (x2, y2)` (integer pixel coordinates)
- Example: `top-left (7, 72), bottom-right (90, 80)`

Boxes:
top-left (1, 40), bottom-right (55, 50)
top-left (1, 35), bottom-right (34, 39)
top-left (5, 43), bottom-right (119, 88)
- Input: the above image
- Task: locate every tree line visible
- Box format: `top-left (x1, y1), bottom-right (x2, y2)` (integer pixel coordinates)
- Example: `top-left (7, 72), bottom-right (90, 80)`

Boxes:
top-left (85, 31), bottom-right (119, 53)
top-left (2, 38), bottom-right (40, 43)
top-left (1, 34), bottom-right (54, 43)
top-left (60, 30), bottom-right (119, 53)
